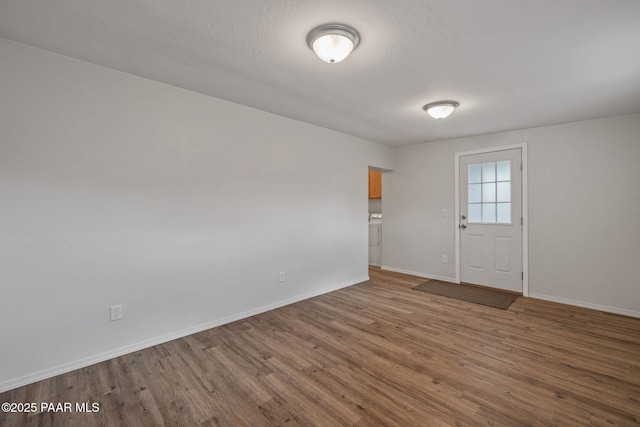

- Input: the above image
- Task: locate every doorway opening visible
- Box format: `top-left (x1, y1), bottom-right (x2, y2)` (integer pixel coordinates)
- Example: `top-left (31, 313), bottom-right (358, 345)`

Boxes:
top-left (368, 167), bottom-right (383, 267)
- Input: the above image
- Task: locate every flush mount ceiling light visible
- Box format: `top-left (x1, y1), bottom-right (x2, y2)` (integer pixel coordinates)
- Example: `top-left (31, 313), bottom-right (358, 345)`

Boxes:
top-left (423, 101), bottom-right (460, 119)
top-left (307, 23), bottom-right (360, 63)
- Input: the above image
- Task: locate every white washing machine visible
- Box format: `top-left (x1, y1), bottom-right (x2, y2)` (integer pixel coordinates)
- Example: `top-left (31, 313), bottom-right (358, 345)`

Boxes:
top-left (368, 214), bottom-right (382, 266)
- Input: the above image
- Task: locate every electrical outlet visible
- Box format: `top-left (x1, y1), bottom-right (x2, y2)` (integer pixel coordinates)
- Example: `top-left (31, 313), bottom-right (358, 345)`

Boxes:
top-left (110, 305), bottom-right (123, 321)
top-left (279, 271), bottom-right (285, 282)
top-left (442, 255), bottom-right (448, 263)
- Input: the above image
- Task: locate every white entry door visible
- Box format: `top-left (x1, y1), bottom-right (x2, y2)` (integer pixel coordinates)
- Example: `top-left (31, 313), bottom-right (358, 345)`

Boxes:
top-left (459, 148), bottom-right (522, 292)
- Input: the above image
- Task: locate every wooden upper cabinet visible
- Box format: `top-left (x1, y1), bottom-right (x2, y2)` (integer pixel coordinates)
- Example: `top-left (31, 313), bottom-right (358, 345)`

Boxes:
top-left (369, 170), bottom-right (382, 199)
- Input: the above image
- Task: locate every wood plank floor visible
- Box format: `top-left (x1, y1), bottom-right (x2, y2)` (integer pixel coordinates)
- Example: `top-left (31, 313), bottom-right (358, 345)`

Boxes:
top-left (1, 267), bottom-right (639, 426)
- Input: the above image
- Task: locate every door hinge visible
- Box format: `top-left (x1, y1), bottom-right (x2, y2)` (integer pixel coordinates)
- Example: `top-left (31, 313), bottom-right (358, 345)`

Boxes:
top-left (520, 162), bottom-right (523, 171)
top-left (521, 272), bottom-right (524, 280)
top-left (521, 217), bottom-right (523, 225)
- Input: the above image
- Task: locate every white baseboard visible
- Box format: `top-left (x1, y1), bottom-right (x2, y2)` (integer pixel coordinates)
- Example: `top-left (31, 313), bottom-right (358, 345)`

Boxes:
top-left (0, 276), bottom-right (368, 394)
top-left (528, 293), bottom-right (640, 319)
top-left (380, 266), bottom-right (457, 283)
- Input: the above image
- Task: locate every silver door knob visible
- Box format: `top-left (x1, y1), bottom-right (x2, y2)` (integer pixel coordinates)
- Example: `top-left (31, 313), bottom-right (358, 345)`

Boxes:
top-left (461, 215), bottom-right (467, 220)
top-left (459, 224), bottom-right (467, 229)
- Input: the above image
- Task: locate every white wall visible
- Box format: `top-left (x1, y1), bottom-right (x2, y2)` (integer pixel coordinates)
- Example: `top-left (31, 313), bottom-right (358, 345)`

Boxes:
top-left (368, 199), bottom-right (382, 214)
top-left (0, 39), bottom-right (394, 392)
top-left (383, 113), bottom-right (640, 317)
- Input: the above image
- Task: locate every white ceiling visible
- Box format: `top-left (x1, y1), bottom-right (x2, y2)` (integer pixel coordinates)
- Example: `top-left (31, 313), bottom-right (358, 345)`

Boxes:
top-left (1, 0), bottom-right (639, 146)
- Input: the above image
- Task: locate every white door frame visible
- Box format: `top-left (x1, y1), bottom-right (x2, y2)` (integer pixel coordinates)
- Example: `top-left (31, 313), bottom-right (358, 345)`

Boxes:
top-left (454, 143), bottom-right (529, 297)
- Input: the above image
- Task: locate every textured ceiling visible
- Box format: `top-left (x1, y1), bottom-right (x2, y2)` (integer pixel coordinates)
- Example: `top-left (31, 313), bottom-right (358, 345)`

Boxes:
top-left (1, 0), bottom-right (639, 146)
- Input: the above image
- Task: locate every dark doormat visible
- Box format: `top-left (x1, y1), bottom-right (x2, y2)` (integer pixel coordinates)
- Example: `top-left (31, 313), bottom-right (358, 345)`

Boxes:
top-left (413, 280), bottom-right (519, 310)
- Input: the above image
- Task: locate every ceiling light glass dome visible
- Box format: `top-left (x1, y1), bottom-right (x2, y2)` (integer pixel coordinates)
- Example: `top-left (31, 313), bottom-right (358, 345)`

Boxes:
top-left (307, 24), bottom-right (360, 63)
top-left (423, 101), bottom-right (460, 119)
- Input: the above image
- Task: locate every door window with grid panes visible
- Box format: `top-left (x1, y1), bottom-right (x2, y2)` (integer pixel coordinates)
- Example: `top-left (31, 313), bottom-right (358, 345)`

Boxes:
top-left (467, 161), bottom-right (511, 224)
